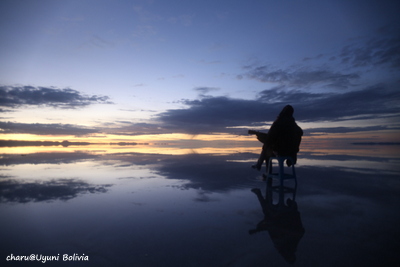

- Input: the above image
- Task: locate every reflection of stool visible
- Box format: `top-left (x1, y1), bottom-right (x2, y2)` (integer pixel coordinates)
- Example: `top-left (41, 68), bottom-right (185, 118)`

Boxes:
top-left (266, 157), bottom-right (297, 188)
top-left (266, 157), bottom-right (297, 206)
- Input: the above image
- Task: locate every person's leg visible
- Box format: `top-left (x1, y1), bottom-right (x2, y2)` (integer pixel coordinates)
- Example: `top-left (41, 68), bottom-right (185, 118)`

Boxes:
top-left (252, 145), bottom-right (268, 171)
top-left (286, 155), bottom-right (297, 167)
top-left (252, 145), bottom-right (275, 172)
top-left (264, 147), bottom-right (275, 173)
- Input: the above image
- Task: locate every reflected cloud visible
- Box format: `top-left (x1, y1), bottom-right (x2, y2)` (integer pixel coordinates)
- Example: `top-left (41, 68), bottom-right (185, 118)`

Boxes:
top-left (153, 153), bottom-right (258, 192)
top-left (0, 178), bottom-right (112, 203)
top-left (0, 145), bottom-right (398, 266)
top-left (298, 151), bottom-right (400, 174)
top-left (193, 191), bottom-right (220, 202)
top-left (0, 152), bottom-right (99, 166)
top-left (0, 140), bottom-right (92, 147)
top-left (2, 147), bottom-right (398, 197)
top-left (0, 175), bottom-right (14, 179)
top-left (296, 166), bottom-right (400, 205)
top-left (299, 150), bottom-right (397, 162)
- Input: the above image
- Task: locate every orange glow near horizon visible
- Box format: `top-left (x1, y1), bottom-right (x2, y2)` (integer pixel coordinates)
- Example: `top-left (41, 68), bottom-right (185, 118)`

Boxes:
top-left (0, 142), bottom-right (262, 156)
top-left (0, 132), bottom-right (256, 143)
top-left (1, 128), bottom-right (399, 156)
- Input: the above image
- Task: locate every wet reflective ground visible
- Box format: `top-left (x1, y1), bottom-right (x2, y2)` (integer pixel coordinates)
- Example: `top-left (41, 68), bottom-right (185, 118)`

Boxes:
top-left (1, 145), bottom-right (399, 266)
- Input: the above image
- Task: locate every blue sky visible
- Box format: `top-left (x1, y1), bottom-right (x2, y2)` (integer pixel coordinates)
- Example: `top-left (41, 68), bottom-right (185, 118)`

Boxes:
top-left (0, 0), bottom-right (399, 143)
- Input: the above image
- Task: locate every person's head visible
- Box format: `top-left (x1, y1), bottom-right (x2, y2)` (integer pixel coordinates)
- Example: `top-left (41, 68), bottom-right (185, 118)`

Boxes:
top-left (279, 105), bottom-right (294, 118)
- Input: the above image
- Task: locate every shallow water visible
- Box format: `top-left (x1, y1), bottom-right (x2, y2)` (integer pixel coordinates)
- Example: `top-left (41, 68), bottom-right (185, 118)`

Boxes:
top-left (1, 144), bottom-right (399, 266)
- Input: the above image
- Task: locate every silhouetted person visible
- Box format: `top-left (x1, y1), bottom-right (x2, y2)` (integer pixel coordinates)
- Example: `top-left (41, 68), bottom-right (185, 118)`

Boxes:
top-left (249, 184), bottom-right (305, 264)
top-left (250, 105), bottom-right (303, 172)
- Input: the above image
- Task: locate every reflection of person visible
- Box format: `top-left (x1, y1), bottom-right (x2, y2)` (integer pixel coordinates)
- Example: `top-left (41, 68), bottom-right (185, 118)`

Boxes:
top-left (249, 184), bottom-right (305, 264)
top-left (251, 105), bottom-right (303, 172)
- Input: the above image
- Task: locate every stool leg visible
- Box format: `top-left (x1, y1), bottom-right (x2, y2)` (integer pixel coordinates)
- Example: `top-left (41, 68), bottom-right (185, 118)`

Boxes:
top-left (292, 163), bottom-right (297, 189)
top-left (279, 158), bottom-right (284, 188)
top-left (278, 159), bottom-right (284, 206)
top-left (267, 157), bottom-right (272, 174)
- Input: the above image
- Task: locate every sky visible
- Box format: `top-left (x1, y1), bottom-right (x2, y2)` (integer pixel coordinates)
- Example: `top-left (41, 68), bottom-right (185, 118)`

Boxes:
top-left (1, 0), bottom-right (399, 145)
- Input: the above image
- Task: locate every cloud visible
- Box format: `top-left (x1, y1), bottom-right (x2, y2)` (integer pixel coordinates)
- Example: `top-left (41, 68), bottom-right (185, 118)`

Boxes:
top-left (339, 27), bottom-right (400, 70)
top-left (244, 26), bottom-right (399, 94)
top-left (304, 126), bottom-right (398, 136)
top-left (88, 82), bottom-right (398, 137)
top-left (101, 97), bottom-right (275, 136)
top-left (0, 86), bottom-right (112, 110)
top-left (0, 121), bottom-right (100, 136)
top-left (151, 82), bottom-right (400, 135)
top-left (255, 83), bottom-right (400, 122)
top-left (245, 65), bottom-right (359, 89)
top-left (256, 86), bottom-right (330, 104)
top-left (105, 122), bottom-right (166, 136)
top-left (194, 87), bottom-right (220, 97)
top-left (290, 83), bottom-right (400, 122)
top-left (156, 97), bottom-right (273, 134)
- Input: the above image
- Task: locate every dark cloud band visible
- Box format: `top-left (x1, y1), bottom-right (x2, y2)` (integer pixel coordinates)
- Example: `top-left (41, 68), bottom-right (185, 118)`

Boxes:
top-left (0, 86), bottom-right (112, 109)
top-left (0, 121), bottom-right (100, 136)
top-left (153, 83), bottom-right (400, 135)
top-left (245, 65), bottom-right (359, 90)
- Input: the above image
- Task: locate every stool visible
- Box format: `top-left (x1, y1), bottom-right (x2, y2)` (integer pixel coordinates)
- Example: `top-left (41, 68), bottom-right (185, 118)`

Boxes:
top-left (266, 156), bottom-right (297, 188)
top-left (265, 157), bottom-right (297, 205)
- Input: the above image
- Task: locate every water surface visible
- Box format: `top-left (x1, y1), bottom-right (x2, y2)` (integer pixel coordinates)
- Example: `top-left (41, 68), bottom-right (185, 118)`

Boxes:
top-left (1, 144), bottom-right (399, 266)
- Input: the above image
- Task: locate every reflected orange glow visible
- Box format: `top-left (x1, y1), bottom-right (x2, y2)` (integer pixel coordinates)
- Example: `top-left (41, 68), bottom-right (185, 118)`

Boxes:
top-left (0, 143), bottom-right (262, 155)
top-left (0, 133), bottom-right (104, 143)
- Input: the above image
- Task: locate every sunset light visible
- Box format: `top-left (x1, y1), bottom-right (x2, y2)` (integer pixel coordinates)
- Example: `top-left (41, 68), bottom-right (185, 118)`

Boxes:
top-left (1, 2), bottom-right (399, 265)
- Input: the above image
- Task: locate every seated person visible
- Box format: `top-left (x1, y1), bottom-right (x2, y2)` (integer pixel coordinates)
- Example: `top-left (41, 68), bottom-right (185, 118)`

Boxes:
top-left (251, 105), bottom-right (303, 171)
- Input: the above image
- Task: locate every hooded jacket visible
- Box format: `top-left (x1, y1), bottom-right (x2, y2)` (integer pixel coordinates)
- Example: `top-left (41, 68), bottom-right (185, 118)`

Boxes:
top-left (264, 105), bottom-right (303, 163)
